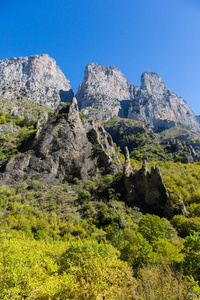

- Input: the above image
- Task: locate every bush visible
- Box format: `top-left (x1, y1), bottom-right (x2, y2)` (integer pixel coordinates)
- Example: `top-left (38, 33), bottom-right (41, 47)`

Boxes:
top-left (79, 190), bottom-right (91, 201)
top-left (30, 180), bottom-right (44, 190)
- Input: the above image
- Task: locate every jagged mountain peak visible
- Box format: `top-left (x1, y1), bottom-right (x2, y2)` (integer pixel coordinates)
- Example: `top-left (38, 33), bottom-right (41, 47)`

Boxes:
top-left (140, 71), bottom-right (169, 95)
top-left (76, 62), bottom-right (138, 119)
top-left (77, 62), bottom-right (200, 132)
top-left (85, 62), bottom-right (125, 74)
top-left (0, 54), bottom-right (74, 108)
top-left (81, 62), bottom-right (131, 93)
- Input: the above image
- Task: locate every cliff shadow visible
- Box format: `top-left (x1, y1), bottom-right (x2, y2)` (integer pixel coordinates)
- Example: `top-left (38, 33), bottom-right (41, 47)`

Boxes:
top-left (59, 89), bottom-right (74, 103)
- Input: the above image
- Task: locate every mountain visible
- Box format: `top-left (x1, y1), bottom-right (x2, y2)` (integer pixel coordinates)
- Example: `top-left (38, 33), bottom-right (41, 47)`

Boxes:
top-left (76, 62), bottom-right (138, 120)
top-left (0, 98), bottom-right (186, 218)
top-left (0, 54), bottom-right (74, 108)
top-left (128, 72), bottom-right (199, 132)
top-left (0, 98), bottom-right (120, 185)
top-left (76, 63), bottom-right (200, 132)
top-left (2, 55), bottom-right (200, 298)
top-left (1, 55), bottom-right (198, 132)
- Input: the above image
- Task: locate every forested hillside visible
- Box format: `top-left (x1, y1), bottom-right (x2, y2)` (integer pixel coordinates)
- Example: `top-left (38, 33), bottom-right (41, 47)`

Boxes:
top-left (1, 160), bottom-right (200, 299)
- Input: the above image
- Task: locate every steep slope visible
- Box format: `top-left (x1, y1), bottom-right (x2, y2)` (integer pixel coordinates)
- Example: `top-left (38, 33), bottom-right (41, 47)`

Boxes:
top-left (76, 62), bottom-right (138, 120)
top-left (76, 63), bottom-right (199, 132)
top-left (128, 72), bottom-right (199, 132)
top-left (0, 96), bottom-right (51, 166)
top-left (0, 98), bottom-right (120, 185)
top-left (104, 116), bottom-right (200, 163)
top-left (0, 54), bottom-right (74, 108)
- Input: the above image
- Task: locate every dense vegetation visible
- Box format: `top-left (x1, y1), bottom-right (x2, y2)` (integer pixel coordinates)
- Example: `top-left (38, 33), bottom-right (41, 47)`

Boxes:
top-left (1, 159), bottom-right (200, 299)
top-left (1, 104), bottom-right (200, 298)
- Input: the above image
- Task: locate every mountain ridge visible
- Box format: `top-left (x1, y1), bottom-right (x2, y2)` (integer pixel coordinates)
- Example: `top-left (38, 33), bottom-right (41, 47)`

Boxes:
top-left (76, 62), bottom-right (199, 133)
top-left (0, 54), bottom-right (199, 133)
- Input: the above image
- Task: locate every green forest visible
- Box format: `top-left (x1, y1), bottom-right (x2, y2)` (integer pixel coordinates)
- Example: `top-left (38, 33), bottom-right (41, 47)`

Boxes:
top-left (1, 160), bottom-right (200, 299)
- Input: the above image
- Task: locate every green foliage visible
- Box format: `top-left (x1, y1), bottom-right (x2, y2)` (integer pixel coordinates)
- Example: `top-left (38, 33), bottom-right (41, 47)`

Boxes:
top-left (0, 97), bottom-right (51, 167)
top-left (17, 129), bottom-right (37, 145)
top-left (57, 240), bottom-right (134, 299)
top-left (79, 189), bottom-right (91, 201)
top-left (30, 180), bottom-right (45, 190)
top-left (79, 112), bottom-right (86, 123)
top-left (120, 231), bottom-right (169, 274)
top-left (171, 215), bottom-right (200, 238)
top-left (0, 232), bottom-right (134, 299)
top-left (0, 116), bottom-right (7, 124)
top-left (136, 264), bottom-right (199, 300)
top-left (0, 175), bottom-right (199, 297)
top-left (183, 232), bottom-right (200, 281)
top-left (1, 100), bottom-right (200, 297)
top-left (57, 112), bottom-right (68, 121)
top-left (138, 214), bottom-right (169, 243)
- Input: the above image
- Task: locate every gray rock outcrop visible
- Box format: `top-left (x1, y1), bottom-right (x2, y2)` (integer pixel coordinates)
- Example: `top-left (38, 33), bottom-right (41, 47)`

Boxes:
top-left (0, 98), bottom-right (120, 185)
top-left (0, 54), bottom-right (74, 108)
top-left (123, 149), bottom-right (187, 219)
top-left (0, 98), bottom-right (187, 219)
top-left (162, 138), bottom-right (199, 163)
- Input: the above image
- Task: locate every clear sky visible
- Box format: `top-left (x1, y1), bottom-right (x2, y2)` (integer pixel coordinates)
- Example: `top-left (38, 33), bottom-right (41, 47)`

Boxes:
top-left (1, 0), bottom-right (200, 114)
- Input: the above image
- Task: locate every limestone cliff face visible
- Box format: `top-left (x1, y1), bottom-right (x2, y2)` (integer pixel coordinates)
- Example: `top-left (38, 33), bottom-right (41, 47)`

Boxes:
top-left (77, 63), bottom-right (199, 132)
top-left (128, 72), bottom-right (200, 132)
top-left (76, 63), bottom-right (138, 120)
top-left (0, 54), bottom-right (74, 108)
top-left (0, 98), bottom-right (120, 185)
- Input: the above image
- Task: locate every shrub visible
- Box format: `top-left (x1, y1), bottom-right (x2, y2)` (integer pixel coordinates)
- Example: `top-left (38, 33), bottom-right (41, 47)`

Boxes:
top-left (30, 180), bottom-right (44, 190)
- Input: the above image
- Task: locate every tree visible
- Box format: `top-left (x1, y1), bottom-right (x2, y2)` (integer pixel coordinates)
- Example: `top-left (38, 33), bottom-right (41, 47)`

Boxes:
top-left (138, 214), bottom-right (168, 243)
top-left (183, 232), bottom-right (200, 281)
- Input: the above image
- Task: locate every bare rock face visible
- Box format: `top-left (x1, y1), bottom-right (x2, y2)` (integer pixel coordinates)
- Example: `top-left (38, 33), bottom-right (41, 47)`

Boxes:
top-left (76, 63), bottom-right (138, 120)
top-left (77, 63), bottom-right (199, 132)
top-left (123, 149), bottom-right (186, 219)
top-left (0, 98), bottom-right (120, 185)
top-left (0, 54), bottom-right (74, 108)
top-left (128, 72), bottom-right (200, 132)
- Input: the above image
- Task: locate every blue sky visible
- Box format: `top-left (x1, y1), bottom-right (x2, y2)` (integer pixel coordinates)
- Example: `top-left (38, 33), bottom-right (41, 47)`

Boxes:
top-left (1, 0), bottom-right (200, 114)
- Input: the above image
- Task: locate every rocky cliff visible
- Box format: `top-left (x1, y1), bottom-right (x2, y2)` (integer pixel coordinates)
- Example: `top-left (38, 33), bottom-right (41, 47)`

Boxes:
top-left (0, 54), bottom-right (74, 108)
top-left (76, 63), bottom-right (200, 132)
top-left (128, 72), bottom-right (199, 132)
top-left (123, 148), bottom-right (187, 218)
top-left (76, 62), bottom-right (138, 120)
top-left (0, 98), bottom-right (120, 185)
